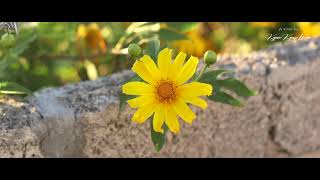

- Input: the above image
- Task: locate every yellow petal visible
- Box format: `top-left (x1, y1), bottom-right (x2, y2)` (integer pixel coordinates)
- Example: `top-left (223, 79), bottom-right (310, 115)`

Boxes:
top-left (139, 55), bottom-right (162, 81)
top-left (132, 60), bottom-right (156, 85)
top-left (176, 56), bottom-right (199, 85)
top-left (181, 96), bottom-right (208, 109)
top-left (168, 52), bottom-right (186, 81)
top-left (132, 103), bottom-right (156, 124)
top-left (122, 82), bottom-right (154, 95)
top-left (127, 95), bottom-right (154, 108)
top-left (157, 48), bottom-right (172, 79)
top-left (164, 105), bottom-right (180, 134)
top-left (173, 51), bottom-right (186, 67)
top-left (153, 104), bottom-right (165, 133)
top-left (77, 24), bottom-right (87, 38)
top-left (178, 82), bottom-right (213, 96)
top-left (173, 98), bottom-right (196, 124)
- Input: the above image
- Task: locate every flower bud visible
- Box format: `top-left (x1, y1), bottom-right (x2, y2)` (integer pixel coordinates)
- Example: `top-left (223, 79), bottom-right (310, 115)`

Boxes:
top-left (0, 33), bottom-right (16, 48)
top-left (204, 50), bottom-right (217, 65)
top-left (128, 43), bottom-right (141, 58)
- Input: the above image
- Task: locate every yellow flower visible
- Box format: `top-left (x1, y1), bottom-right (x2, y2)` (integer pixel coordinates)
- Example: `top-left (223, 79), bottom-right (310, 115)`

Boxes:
top-left (77, 24), bottom-right (87, 38)
top-left (76, 23), bottom-right (107, 54)
top-left (297, 22), bottom-right (320, 37)
top-left (122, 48), bottom-right (213, 134)
top-left (171, 30), bottom-right (214, 58)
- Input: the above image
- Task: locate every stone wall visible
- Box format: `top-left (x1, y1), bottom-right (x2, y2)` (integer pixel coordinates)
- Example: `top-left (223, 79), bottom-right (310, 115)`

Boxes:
top-left (1, 38), bottom-right (320, 157)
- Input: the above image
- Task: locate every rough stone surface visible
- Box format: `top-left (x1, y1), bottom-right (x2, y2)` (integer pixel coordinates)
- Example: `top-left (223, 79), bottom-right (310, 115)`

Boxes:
top-left (1, 38), bottom-right (320, 157)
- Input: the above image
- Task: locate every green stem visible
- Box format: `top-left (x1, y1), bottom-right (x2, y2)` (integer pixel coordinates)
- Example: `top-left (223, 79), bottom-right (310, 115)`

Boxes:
top-left (114, 32), bottom-right (136, 52)
top-left (194, 64), bottom-right (208, 82)
top-left (114, 35), bottom-right (127, 51)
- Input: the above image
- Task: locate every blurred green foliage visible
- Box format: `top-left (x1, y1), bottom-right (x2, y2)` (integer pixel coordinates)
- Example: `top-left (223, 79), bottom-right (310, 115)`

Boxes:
top-left (0, 22), bottom-right (318, 93)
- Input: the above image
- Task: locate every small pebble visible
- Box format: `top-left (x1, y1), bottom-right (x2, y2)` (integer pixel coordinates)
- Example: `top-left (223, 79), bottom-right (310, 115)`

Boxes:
top-left (270, 63), bottom-right (278, 69)
top-left (279, 60), bottom-right (287, 66)
top-left (252, 62), bottom-right (267, 76)
top-left (237, 63), bottom-right (251, 74)
top-left (308, 41), bottom-right (317, 49)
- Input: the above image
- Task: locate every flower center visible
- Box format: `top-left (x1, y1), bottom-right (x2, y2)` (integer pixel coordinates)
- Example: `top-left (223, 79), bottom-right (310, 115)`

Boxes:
top-left (156, 81), bottom-right (176, 103)
top-left (158, 83), bottom-right (173, 98)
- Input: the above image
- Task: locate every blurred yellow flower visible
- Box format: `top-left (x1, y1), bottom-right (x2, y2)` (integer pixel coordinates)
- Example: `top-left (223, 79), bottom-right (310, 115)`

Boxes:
top-left (249, 22), bottom-right (278, 28)
top-left (297, 22), bottom-right (320, 37)
top-left (122, 48), bottom-right (212, 134)
top-left (77, 24), bottom-right (87, 38)
top-left (171, 27), bottom-right (214, 58)
top-left (76, 23), bottom-right (107, 54)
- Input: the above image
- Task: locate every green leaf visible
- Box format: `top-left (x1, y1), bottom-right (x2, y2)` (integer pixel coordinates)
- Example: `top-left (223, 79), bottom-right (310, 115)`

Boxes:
top-left (150, 120), bottom-right (168, 152)
top-left (158, 29), bottom-right (189, 41)
top-left (0, 82), bottom-right (31, 95)
top-left (216, 78), bottom-right (258, 97)
top-left (208, 90), bottom-right (243, 107)
top-left (0, 31), bottom-right (37, 73)
top-left (166, 22), bottom-right (199, 32)
top-left (145, 39), bottom-right (160, 60)
top-left (11, 31), bottom-right (37, 56)
top-left (199, 69), bottom-right (230, 83)
top-left (119, 92), bottom-right (135, 111)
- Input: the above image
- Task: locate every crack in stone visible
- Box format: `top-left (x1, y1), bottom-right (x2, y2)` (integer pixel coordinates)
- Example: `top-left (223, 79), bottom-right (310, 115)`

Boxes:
top-left (260, 78), bottom-right (291, 157)
top-left (267, 125), bottom-right (291, 157)
top-left (22, 143), bottom-right (28, 158)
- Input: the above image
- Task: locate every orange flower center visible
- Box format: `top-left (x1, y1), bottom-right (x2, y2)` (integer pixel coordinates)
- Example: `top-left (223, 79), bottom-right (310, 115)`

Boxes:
top-left (156, 81), bottom-right (176, 103)
top-left (158, 83), bottom-right (173, 98)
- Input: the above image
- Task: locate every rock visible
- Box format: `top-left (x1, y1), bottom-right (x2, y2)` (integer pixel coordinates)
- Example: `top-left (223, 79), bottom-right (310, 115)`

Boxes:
top-left (1, 38), bottom-right (320, 157)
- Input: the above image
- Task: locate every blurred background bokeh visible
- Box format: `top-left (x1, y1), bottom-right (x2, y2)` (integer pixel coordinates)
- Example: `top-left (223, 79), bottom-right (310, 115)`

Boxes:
top-left (1, 22), bottom-right (319, 92)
